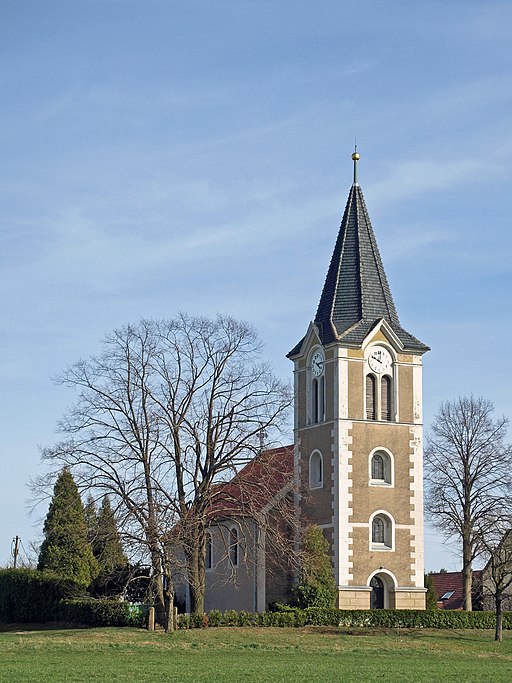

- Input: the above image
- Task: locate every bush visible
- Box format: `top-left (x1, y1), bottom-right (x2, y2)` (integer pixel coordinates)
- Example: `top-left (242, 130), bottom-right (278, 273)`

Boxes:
top-left (208, 609), bottom-right (223, 626)
top-left (173, 607), bottom-right (512, 631)
top-left (178, 613), bottom-right (190, 629)
top-left (60, 599), bottom-right (144, 627)
top-left (223, 610), bottom-right (238, 626)
top-left (0, 569), bottom-right (85, 624)
top-left (293, 526), bottom-right (337, 609)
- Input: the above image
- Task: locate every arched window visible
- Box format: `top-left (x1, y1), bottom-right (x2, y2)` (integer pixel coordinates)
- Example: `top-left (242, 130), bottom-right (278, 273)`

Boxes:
top-left (371, 453), bottom-right (384, 480)
top-left (229, 527), bottom-right (239, 567)
top-left (205, 532), bottom-right (213, 571)
top-left (366, 374), bottom-right (376, 420)
top-left (313, 378), bottom-right (319, 423)
top-left (381, 375), bottom-right (392, 421)
top-left (372, 516), bottom-right (385, 544)
top-left (309, 451), bottom-right (323, 488)
top-left (371, 513), bottom-right (393, 549)
top-left (312, 377), bottom-right (325, 424)
top-left (370, 449), bottom-right (392, 485)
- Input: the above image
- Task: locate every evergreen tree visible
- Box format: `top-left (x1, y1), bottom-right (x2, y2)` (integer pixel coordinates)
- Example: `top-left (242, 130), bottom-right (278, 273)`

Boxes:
top-left (84, 495), bottom-right (98, 546)
top-left (424, 574), bottom-right (438, 610)
top-left (89, 496), bottom-right (130, 597)
top-left (38, 469), bottom-right (98, 586)
top-left (293, 525), bottom-right (337, 608)
top-left (94, 497), bottom-right (128, 573)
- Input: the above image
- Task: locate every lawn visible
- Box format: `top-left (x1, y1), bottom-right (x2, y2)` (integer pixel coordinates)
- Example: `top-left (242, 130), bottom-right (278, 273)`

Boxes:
top-left (1, 626), bottom-right (511, 682)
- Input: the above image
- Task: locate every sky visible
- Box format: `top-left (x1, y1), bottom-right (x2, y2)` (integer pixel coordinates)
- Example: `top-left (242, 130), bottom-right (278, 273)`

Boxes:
top-left (1, 0), bottom-right (511, 572)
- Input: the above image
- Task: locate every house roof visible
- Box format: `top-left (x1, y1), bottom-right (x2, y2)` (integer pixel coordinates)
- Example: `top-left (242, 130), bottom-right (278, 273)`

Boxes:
top-left (429, 570), bottom-right (482, 610)
top-left (288, 173), bottom-right (429, 357)
top-left (208, 445), bottom-right (294, 519)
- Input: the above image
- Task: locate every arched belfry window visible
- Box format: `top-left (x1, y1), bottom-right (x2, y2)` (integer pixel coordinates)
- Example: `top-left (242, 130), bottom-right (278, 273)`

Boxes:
top-left (365, 346), bottom-right (395, 422)
top-left (381, 376), bottom-right (392, 421)
top-left (309, 348), bottom-right (325, 424)
top-left (366, 374), bottom-right (376, 420)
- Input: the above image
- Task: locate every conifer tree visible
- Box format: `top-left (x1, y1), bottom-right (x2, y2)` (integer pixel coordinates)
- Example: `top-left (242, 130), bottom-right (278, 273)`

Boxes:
top-left (84, 495), bottom-right (98, 546)
top-left (424, 574), bottom-right (438, 610)
top-left (94, 497), bottom-right (129, 574)
top-left (87, 496), bottom-right (130, 597)
top-left (38, 468), bottom-right (98, 586)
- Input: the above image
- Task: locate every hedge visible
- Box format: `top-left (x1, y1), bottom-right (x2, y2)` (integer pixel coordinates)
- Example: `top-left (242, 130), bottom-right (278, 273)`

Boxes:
top-left (177, 607), bottom-right (512, 630)
top-left (0, 569), bottom-right (85, 623)
top-left (60, 599), bottom-right (145, 627)
top-left (0, 569), bottom-right (145, 627)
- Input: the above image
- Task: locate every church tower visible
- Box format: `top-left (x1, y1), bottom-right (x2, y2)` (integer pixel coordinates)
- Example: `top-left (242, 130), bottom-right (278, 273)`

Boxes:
top-left (288, 152), bottom-right (429, 610)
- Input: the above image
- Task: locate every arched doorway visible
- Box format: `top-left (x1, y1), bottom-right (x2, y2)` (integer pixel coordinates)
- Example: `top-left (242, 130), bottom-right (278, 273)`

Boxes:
top-left (370, 576), bottom-right (384, 609)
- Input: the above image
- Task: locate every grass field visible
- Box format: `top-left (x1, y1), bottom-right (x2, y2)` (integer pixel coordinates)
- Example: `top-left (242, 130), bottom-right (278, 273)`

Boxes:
top-left (1, 626), bottom-right (511, 682)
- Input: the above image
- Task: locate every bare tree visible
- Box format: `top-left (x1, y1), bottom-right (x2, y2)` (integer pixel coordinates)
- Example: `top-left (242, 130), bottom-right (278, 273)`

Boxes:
top-left (39, 314), bottom-right (292, 621)
top-left (425, 396), bottom-right (512, 611)
top-left (478, 524), bottom-right (512, 642)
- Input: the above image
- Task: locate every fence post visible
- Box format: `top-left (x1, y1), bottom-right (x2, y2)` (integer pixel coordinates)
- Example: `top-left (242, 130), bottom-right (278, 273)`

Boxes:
top-left (148, 606), bottom-right (155, 632)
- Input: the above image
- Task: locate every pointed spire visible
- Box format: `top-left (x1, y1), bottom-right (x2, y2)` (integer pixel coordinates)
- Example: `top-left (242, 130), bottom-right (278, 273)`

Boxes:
top-left (288, 152), bottom-right (429, 357)
top-left (352, 144), bottom-right (359, 185)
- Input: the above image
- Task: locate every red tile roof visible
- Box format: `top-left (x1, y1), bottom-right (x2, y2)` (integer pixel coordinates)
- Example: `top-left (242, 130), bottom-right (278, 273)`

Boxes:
top-left (208, 445), bottom-right (294, 519)
top-left (429, 570), bottom-right (482, 610)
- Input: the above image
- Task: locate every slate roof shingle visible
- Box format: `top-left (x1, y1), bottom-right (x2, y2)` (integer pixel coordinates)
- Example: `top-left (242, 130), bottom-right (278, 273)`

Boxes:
top-left (289, 182), bottom-right (429, 357)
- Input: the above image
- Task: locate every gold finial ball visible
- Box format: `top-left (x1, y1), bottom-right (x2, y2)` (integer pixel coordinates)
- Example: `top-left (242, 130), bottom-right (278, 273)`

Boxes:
top-left (352, 152), bottom-right (360, 161)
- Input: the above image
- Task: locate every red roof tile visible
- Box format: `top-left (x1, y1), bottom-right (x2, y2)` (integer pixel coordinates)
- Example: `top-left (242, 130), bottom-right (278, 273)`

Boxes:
top-left (208, 445), bottom-right (294, 519)
top-left (429, 570), bottom-right (482, 610)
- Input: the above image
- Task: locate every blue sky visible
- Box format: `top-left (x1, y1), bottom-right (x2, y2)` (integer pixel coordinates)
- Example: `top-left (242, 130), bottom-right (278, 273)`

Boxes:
top-left (1, 0), bottom-right (511, 571)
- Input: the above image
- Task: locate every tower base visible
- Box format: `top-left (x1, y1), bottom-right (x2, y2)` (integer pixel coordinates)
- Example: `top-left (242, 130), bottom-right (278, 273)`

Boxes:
top-left (337, 585), bottom-right (426, 610)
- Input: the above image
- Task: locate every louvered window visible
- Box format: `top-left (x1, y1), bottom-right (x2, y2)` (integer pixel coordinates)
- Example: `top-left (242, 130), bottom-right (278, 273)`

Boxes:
top-left (366, 375), bottom-right (376, 420)
top-left (312, 377), bottom-right (325, 424)
top-left (313, 378), bottom-right (319, 423)
top-left (381, 376), bottom-right (392, 421)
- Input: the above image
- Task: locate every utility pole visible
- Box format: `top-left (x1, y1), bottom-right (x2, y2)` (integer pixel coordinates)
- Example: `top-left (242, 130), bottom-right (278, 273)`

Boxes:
top-left (12, 536), bottom-right (20, 569)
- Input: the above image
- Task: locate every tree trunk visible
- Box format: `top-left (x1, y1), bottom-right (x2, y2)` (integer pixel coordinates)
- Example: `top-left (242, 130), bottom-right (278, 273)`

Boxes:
top-left (495, 594), bottom-right (503, 642)
top-left (462, 537), bottom-right (472, 611)
top-left (185, 526), bottom-right (206, 614)
top-left (187, 545), bottom-right (206, 614)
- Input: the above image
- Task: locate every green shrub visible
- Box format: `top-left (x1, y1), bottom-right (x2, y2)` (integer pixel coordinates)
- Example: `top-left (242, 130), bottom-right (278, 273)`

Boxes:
top-left (223, 610), bottom-right (238, 626)
top-left (178, 613), bottom-right (190, 629)
top-left (0, 569), bottom-right (85, 624)
top-left (59, 598), bottom-right (144, 627)
top-left (237, 610), bottom-right (252, 626)
top-left (257, 611), bottom-right (273, 627)
top-left (189, 607), bottom-right (512, 631)
top-left (188, 612), bottom-right (205, 628)
top-left (293, 526), bottom-right (337, 609)
top-left (208, 609), bottom-right (223, 626)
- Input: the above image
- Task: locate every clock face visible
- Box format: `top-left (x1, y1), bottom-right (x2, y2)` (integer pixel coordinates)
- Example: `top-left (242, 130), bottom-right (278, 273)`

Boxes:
top-left (311, 350), bottom-right (325, 377)
top-left (368, 347), bottom-right (392, 374)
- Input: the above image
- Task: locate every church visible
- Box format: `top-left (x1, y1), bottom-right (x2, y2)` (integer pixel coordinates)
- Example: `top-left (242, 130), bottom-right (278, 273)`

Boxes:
top-left (181, 152), bottom-right (429, 612)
